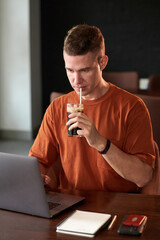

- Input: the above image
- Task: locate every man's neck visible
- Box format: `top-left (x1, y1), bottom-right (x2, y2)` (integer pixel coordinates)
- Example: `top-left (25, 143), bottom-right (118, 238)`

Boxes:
top-left (82, 81), bottom-right (110, 101)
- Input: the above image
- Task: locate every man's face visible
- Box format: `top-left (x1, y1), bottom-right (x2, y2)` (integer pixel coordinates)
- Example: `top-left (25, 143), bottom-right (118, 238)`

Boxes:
top-left (63, 51), bottom-right (103, 100)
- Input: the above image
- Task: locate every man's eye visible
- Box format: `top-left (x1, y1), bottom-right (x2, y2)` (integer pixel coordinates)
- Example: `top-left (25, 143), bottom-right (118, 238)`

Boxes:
top-left (67, 69), bottom-right (73, 73)
top-left (82, 68), bottom-right (90, 72)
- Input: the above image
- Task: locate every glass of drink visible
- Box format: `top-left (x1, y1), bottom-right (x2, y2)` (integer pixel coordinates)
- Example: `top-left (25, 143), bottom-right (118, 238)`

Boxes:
top-left (67, 103), bottom-right (84, 136)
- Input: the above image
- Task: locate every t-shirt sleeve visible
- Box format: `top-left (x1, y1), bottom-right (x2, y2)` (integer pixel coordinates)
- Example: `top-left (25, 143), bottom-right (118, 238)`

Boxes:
top-left (29, 104), bottom-right (59, 168)
top-left (123, 99), bottom-right (155, 168)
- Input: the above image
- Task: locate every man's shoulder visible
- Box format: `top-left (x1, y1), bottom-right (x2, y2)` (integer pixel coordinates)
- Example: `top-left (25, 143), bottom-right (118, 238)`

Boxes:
top-left (109, 83), bottom-right (137, 99)
top-left (109, 83), bottom-right (145, 109)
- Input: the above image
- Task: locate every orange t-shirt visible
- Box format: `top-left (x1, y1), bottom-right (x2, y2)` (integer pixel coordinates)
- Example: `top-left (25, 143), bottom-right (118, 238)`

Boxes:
top-left (29, 83), bottom-right (155, 192)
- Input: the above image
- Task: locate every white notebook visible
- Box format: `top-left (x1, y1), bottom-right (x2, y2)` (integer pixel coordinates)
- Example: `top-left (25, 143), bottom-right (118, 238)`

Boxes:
top-left (56, 210), bottom-right (112, 237)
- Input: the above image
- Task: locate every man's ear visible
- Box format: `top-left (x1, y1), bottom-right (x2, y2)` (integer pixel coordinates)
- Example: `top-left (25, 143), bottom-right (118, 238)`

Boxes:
top-left (99, 55), bottom-right (108, 70)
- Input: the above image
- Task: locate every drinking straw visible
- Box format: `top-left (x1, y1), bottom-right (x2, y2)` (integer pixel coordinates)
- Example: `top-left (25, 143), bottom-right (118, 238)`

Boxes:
top-left (80, 88), bottom-right (82, 105)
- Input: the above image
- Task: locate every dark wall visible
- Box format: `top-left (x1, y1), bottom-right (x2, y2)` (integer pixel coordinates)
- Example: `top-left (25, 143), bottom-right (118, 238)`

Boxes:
top-left (41, 0), bottom-right (160, 112)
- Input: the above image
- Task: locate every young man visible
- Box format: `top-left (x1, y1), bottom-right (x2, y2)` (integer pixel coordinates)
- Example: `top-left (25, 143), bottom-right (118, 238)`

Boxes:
top-left (29, 24), bottom-right (155, 193)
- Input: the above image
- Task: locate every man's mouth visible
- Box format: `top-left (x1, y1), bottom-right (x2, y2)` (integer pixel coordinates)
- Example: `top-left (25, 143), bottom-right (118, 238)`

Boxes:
top-left (75, 86), bottom-right (85, 92)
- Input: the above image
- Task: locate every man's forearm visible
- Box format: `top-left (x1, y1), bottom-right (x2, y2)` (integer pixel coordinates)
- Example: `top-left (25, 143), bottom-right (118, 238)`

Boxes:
top-left (100, 142), bottom-right (153, 188)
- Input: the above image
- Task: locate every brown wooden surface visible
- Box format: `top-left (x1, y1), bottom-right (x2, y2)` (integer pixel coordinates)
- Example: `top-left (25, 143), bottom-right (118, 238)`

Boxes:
top-left (0, 189), bottom-right (160, 240)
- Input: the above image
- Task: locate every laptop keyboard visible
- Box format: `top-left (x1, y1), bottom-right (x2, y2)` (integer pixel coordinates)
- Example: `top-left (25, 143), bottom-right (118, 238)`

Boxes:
top-left (48, 202), bottom-right (61, 210)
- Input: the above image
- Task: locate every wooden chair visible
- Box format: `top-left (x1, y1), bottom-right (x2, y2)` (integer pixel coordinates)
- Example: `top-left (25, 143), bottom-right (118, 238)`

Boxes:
top-left (102, 71), bottom-right (139, 91)
top-left (141, 141), bottom-right (160, 195)
top-left (135, 94), bottom-right (160, 150)
top-left (50, 91), bottom-right (64, 102)
top-left (148, 74), bottom-right (160, 91)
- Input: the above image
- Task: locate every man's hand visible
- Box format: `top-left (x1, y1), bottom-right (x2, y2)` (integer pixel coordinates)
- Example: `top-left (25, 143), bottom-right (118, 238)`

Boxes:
top-left (66, 112), bottom-right (106, 151)
top-left (41, 174), bottom-right (58, 191)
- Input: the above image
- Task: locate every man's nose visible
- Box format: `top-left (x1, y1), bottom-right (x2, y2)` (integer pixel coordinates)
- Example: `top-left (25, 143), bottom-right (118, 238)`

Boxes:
top-left (74, 72), bottom-right (82, 85)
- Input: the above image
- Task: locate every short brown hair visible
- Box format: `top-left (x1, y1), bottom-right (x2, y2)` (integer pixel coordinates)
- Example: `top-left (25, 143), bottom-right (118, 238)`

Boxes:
top-left (63, 24), bottom-right (105, 56)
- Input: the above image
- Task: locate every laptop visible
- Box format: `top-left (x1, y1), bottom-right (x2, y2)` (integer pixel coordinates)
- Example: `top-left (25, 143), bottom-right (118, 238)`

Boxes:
top-left (0, 152), bottom-right (85, 218)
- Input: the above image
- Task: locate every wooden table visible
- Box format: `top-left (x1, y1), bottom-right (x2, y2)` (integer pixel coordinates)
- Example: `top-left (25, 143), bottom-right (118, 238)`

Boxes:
top-left (0, 189), bottom-right (160, 240)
